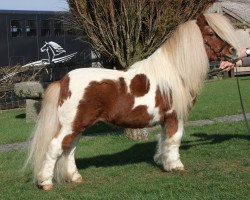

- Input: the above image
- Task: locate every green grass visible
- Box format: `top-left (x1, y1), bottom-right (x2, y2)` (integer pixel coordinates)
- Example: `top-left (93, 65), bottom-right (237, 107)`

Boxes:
top-left (0, 109), bottom-right (33, 145)
top-left (189, 77), bottom-right (250, 120)
top-left (0, 122), bottom-right (249, 199)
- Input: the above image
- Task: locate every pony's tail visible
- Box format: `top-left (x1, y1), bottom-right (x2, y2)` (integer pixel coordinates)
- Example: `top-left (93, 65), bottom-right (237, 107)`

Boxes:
top-left (24, 81), bottom-right (61, 183)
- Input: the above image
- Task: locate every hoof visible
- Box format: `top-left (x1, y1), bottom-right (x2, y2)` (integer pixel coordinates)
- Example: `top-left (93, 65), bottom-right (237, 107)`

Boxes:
top-left (162, 160), bottom-right (185, 172)
top-left (167, 166), bottom-right (185, 172)
top-left (72, 173), bottom-right (83, 183)
top-left (41, 184), bottom-right (53, 191)
top-left (72, 176), bottom-right (83, 183)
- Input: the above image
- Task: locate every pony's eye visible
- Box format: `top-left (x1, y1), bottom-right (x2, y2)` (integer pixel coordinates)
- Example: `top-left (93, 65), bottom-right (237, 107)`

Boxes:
top-left (209, 31), bottom-right (214, 36)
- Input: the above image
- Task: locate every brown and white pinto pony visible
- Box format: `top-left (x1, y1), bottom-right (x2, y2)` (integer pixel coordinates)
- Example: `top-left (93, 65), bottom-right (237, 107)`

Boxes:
top-left (25, 13), bottom-right (239, 190)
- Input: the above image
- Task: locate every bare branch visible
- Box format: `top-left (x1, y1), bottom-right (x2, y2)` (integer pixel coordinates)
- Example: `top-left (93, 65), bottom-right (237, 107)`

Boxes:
top-left (67, 0), bottom-right (215, 69)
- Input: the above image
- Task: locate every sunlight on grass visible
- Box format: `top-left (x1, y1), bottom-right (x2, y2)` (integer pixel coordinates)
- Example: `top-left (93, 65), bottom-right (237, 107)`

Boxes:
top-left (0, 109), bottom-right (34, 145)
top-left (189, 77), bottom-right (250, 120)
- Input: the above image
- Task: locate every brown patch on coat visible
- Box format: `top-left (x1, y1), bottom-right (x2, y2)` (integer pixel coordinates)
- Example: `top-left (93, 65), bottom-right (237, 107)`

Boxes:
top-left (155, 88), bottom-right (172, 124)
top-left (61, 77), bottom-right (153, 150)
top-left (58, 75), bottom-right (71, 106)
top-left (130, 74), bottom-right (150, 97)
top-left (165, 112), bottom-right (178, 137)
top-left (154, 87), bottom-right (177, 137)
top-left (62, 134), bottom-right (73, 150)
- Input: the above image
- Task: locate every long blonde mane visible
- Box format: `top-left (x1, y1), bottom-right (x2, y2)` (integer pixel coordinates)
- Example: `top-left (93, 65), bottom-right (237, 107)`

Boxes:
top-left (235, 28), bottom-right (250, 48)
top-left (129, 13), bottom-right (238, 120)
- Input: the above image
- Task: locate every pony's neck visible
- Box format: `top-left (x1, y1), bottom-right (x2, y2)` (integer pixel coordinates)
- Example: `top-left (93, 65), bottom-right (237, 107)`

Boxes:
top-left (156, 20), bottom-right (208, 92)
top-left (130, 20), bottom-right (209, 120)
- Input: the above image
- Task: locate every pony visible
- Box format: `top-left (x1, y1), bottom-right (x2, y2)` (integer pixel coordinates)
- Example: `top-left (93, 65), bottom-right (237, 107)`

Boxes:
top-left (25, 13), bottom-right (239, 190)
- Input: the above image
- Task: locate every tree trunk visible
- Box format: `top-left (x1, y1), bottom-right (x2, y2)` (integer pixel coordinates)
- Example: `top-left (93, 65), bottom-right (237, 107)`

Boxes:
top-left (125, 128), bottom-right (148, 141)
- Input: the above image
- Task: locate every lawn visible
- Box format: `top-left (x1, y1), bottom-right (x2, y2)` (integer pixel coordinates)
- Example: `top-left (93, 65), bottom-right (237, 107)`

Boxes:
top-left (189, 77), bottom-right (250, 120)
top-left (0, 122), bottom-right (249, 199)
top-left (0, 109), bottom-right (33, 145)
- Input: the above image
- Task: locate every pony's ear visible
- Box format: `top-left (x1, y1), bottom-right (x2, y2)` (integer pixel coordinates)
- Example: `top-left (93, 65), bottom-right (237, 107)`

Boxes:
top-left (196, 14), bottom-right (208, 27)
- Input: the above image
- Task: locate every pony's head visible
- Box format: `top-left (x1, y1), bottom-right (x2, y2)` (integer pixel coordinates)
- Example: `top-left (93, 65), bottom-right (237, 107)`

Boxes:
top-left (196, 14), bottom-right (238, 63)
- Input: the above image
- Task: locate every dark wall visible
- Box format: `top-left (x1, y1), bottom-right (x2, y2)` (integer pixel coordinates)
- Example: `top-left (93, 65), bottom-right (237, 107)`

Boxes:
top-left (0, 10), bottom-right (91, 67)
top-left (0, 14), bottom-right (9, 66)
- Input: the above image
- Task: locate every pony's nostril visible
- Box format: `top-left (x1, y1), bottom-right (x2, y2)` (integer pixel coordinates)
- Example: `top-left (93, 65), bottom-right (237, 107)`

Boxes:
top-left (229, 47), bottom-right (236, 54)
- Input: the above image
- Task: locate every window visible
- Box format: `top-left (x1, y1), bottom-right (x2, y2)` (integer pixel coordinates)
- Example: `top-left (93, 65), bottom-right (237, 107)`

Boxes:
top-left (10, 20), bottom-right (22, 37)
top-left (54, 20), bottom-right (64, 36)
top-left (26, 20), bottom-right (37, 36)
top-left (41, 20), bottom-right (50, 36)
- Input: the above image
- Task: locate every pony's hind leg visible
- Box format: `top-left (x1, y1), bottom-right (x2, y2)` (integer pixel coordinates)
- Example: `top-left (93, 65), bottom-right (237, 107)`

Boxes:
top-left (64, 134), bottom-right (83, 183)
top-left (154, 113), bottom-right (184, 171)
top-left (37, 126), bottom-right (72, 190)
top-left (37, 138), bottom-right (63, 190)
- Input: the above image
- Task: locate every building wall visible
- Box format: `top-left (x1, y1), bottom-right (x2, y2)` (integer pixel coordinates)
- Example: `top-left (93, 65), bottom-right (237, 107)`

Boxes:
top-left (0, 11), bottom-right (91, 67)
top-left (0, 14), bottom-right (9, 66)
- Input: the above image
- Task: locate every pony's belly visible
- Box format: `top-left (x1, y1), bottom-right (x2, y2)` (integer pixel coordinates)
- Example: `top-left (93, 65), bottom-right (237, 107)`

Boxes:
top-left (108, 103), bottom-right (162, 129)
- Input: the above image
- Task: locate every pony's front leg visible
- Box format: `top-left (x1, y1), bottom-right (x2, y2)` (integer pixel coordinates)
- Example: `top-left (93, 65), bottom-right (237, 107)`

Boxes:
top-left (154, 113), bottom-right (184, 171)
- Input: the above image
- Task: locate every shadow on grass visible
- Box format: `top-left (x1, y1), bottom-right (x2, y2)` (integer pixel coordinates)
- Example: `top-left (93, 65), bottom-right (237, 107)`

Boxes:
top-left (76, 132), bottom-right (250, 169)
top-left (182, 132), bottom-right (250, 150)
top-left (15, 113), bottom-right (26, 119)
top-left (76, 141), bottom-right (157, 170)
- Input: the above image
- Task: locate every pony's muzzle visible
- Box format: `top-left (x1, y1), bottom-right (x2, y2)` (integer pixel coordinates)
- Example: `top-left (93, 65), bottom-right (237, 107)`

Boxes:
top-left (229, 47), bottom-right (236, 55)
top-left (226, 55), bottom-right (239, 63)
top-left (226, 47), bottom-right (239, 63)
